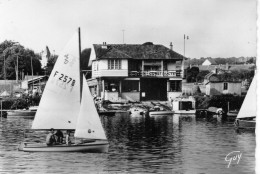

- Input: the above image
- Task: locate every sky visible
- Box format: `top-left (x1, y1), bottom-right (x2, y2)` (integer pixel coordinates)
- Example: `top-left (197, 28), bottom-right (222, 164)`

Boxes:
top-left (0, 0), bottom-right (257, 59)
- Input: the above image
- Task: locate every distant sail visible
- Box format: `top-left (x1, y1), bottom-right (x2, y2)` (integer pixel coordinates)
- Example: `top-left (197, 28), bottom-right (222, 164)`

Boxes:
top-left (74, 78), bottom-right (107, 140)
top-left (32, 32), bottom-right (81, 130)
top-left (236, 76), bottom-right (256, 119)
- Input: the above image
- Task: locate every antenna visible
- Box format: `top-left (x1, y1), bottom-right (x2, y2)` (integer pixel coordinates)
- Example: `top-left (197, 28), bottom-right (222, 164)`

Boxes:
top-left (122, 29), bottom-right (125, 44)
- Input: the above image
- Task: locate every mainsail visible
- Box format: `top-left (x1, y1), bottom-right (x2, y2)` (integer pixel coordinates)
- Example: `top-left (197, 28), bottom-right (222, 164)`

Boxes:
top-left (32, 32), bottom-right (81, 129)
top-left (74, 78), bottom-right (107, 140)
top-left (236, 76), bottom-right (256, 119)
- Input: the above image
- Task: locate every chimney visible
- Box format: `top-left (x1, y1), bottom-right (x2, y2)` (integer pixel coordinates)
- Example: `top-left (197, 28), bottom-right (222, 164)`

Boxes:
top-left (170, 42), bottom-right (173, 50)
top-left (101, 42), bottom-right (107, 49)
top-left (226, 63), bottom-right (229, 70)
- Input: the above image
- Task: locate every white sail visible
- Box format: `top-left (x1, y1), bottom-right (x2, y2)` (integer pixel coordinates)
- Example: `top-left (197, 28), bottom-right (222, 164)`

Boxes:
top-left (236, 76), bottom-right (256, 119)
top-left (74, 78), bottom-right (107, 140)
top-left (32, 32), bottom-right (81, 129)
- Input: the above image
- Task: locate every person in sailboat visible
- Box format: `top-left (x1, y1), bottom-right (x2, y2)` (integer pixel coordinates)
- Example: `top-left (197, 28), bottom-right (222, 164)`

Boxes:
top-left (54, 130), bottom-right (64, 144)
top-left (46, 128), bottom-right (57, 146)
top-left (65, 130), bottom-right (72, 145)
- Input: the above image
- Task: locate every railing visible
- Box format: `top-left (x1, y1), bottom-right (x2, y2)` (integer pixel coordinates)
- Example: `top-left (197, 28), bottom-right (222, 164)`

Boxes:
top-left (128, 70), bottom-right (182, 77)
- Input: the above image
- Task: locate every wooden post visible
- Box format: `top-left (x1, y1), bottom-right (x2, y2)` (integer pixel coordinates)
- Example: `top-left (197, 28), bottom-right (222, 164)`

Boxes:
top-left (0, 101), bottom-right (2, 121)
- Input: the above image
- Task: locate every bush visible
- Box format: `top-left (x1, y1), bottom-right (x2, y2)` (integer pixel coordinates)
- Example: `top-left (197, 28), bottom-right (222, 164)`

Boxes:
top-left (194, 94), bottom-right (244, 112)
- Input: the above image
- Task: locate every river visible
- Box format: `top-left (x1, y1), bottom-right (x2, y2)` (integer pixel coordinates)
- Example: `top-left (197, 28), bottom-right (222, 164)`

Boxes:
top-left (0, 114), bottom-right (255, 174)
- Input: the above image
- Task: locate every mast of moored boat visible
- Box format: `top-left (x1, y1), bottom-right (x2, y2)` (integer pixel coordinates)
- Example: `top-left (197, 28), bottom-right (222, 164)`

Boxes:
top-left (78, 27), bottom-right (82, 103)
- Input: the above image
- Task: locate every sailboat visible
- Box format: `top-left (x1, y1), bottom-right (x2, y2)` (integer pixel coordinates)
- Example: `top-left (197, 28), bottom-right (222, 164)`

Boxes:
top-left (18, 28), bottom-right (109, 152)
top-left (234, 76), bottom-right (256, 129)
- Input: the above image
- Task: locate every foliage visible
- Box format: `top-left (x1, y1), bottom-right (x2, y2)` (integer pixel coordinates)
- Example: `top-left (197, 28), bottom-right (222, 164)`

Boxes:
top-left (186, 66), bottom-right (199, 82)
top-left (196, 70), bottom-right (210, 82)
top-left (188, 56), bottom-right (256, 65)
top-left (194, 94), bottom-right (245, 112)
top-left (0, 40), bottom-right (43, 80)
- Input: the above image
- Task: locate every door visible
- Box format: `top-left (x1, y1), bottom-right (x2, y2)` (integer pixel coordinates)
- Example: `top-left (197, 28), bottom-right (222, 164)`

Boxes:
top-left (140, 78), bottom-right (167, 101)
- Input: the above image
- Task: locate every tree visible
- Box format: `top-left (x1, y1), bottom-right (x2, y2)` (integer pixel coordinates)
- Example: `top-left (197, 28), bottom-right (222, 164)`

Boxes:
top-left (186, 66), bottom-right (199, 83)
top-left (0, 40), bottom-right (42, 80)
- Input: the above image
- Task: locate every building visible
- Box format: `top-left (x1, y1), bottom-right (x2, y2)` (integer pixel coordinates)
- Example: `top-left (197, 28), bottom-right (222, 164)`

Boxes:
top-left (88, 42), bottom-right (185, 102)
top-left (205, 74), bottom-right (242, 96)
top-left (21, 75), bottom-right (48, 95)
top-left (202, 58), bottom-right (217, 66)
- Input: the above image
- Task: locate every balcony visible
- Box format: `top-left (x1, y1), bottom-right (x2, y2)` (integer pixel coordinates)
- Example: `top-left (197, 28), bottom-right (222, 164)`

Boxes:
top-left (128, 70), bottom-right (182, 77)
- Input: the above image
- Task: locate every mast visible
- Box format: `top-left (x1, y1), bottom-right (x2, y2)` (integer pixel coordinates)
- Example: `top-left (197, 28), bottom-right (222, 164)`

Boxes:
top-left (79, 27), bottom-right (82, 102)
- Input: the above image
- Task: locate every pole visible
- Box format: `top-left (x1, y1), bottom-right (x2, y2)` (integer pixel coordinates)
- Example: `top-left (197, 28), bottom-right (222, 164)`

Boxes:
top-left (4, 55), bottom-right (6, 89)
top-left (122, 29), bottom-right (125, 44)
top-left (31, 57), bottom-right (34, 93)
top-left (0, 102), bottom-right (2, 120)
top-left (16, 55), bottom-right (18, 83)
top-left (78, 27), bottom-right (82, 102)
top-left (183, 34), bottom-right (185, 57)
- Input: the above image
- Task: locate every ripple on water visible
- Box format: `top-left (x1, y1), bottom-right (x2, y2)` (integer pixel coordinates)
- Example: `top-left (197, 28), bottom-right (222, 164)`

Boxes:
top-left (0, 115), bottom-right (256, 174)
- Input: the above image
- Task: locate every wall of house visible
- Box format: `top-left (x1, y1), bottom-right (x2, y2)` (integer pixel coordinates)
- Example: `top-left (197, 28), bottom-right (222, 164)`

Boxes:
top-left (167, 62), bottom-right (177, 70)
top-left (121, 92), bottom-right (140, 102)
top-left (102, 91), bottom-right (119, 101)
top-left (167, 92), bottom-right (182, 101)
top-left (206, 82), bottom-right (242, 95)
top-left (92, 59), bottom-right (128, 77)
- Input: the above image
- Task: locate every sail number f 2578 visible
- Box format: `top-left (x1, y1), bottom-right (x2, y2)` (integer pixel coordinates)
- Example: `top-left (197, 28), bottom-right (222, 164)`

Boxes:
top-left (53, 71), bottom-right (76, 87)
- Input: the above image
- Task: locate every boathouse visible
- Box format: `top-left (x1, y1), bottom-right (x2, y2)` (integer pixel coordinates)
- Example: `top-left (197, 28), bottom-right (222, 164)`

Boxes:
top-left (88, 42), bottom-right (185, 102)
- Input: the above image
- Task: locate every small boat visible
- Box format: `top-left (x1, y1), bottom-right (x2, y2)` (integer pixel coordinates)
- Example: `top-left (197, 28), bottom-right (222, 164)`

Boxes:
top-left (7, 105), bottom-right (38, 117)
top-left (149, 110), bottom-right (174, 116)
top-left (207, 107), bottom-right (224, 115)
top-left (172, 96), bottom-right (196, 114)
top-left (235, 76), bottom-right (256, 129)
top-left (18, 28), bottom-right (109, 152)
top-left (129, 106), bottom-right (147, 117)
top-left (7, 109), bottom-right (36, 117)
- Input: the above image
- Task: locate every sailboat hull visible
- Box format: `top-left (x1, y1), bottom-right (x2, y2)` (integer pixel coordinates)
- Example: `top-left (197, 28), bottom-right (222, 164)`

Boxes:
top-left (18, 140), bottom-right (109, 153)
top-left (235, 119), bottom-right (256, 129)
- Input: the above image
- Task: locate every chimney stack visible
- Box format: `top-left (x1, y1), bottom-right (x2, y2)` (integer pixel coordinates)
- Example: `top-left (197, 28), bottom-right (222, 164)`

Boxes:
top-left (170, 42), bottom-right (173, 50)
top-left (101, 42), bottom-right (107, 49)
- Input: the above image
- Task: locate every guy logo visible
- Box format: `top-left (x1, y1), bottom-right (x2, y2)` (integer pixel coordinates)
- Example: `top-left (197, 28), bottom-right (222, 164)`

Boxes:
top-left (225, 151), bottom-right (242, 168)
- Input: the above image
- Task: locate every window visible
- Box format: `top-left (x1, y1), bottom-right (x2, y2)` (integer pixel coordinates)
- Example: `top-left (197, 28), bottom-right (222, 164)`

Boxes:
top-left (223, 82), bottom-right (228, 90)
top-left (108, 59), bottom-right (121, 69)
top-left (105, 80), bottom-right (119, 92)
top-left (169, 80), bottom-right (182, 92)
top-left (122, 80), bottom-right (139, 92)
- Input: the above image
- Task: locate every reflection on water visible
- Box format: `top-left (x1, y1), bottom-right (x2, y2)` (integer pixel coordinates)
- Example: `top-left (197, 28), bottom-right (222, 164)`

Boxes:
top-left (0, 114), bottom-right (255, 174)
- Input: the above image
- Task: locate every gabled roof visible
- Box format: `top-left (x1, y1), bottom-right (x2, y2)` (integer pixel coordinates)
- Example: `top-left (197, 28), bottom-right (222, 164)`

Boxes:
top-left (93, 43), bottom-right (184, 60)
top-left (203, 58), bottom-right (217, 65)
top-left (208, 73), bottom-right (241, 83)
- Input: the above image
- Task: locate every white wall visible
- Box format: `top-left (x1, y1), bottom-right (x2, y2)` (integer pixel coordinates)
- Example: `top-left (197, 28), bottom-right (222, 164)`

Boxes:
top-left (92, 59), bottom-right (128, 77)
top-left (206, 82), bottom-right (242, 95)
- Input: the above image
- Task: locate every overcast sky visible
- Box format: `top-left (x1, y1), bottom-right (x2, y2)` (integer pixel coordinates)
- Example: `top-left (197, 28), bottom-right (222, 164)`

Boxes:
top-left (0, 0), bottom-right (256, 58)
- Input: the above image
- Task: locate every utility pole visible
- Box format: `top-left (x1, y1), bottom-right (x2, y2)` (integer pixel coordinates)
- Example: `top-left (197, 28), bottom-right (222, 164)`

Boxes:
top-left (16, 55), bottom-right (19, 83)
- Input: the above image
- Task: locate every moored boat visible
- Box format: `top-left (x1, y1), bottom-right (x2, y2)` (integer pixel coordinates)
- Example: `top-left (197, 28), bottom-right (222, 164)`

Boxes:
top-left (172, 96), bottom-right (196, 114)
top-left (149, 110), bottom-right (174, 116)
top-left (235, 76), bottom-right (256, 129)
top-left (7, 110), bottom-right (36, 117)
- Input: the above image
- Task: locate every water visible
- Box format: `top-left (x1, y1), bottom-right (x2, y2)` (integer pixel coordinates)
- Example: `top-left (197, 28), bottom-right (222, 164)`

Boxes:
top-left (0, 114), bottom-right (255, 174)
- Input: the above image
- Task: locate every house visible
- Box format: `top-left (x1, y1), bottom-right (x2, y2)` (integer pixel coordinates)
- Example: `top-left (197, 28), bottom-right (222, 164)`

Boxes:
top-left (21, 75), bottom-right (48, 95)
top-left (88, 42), bottom-right (185, 102)
top-left (202, 58), bottom-right (217, 66)
top-left (205, 74), bottom-right (242, 96)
